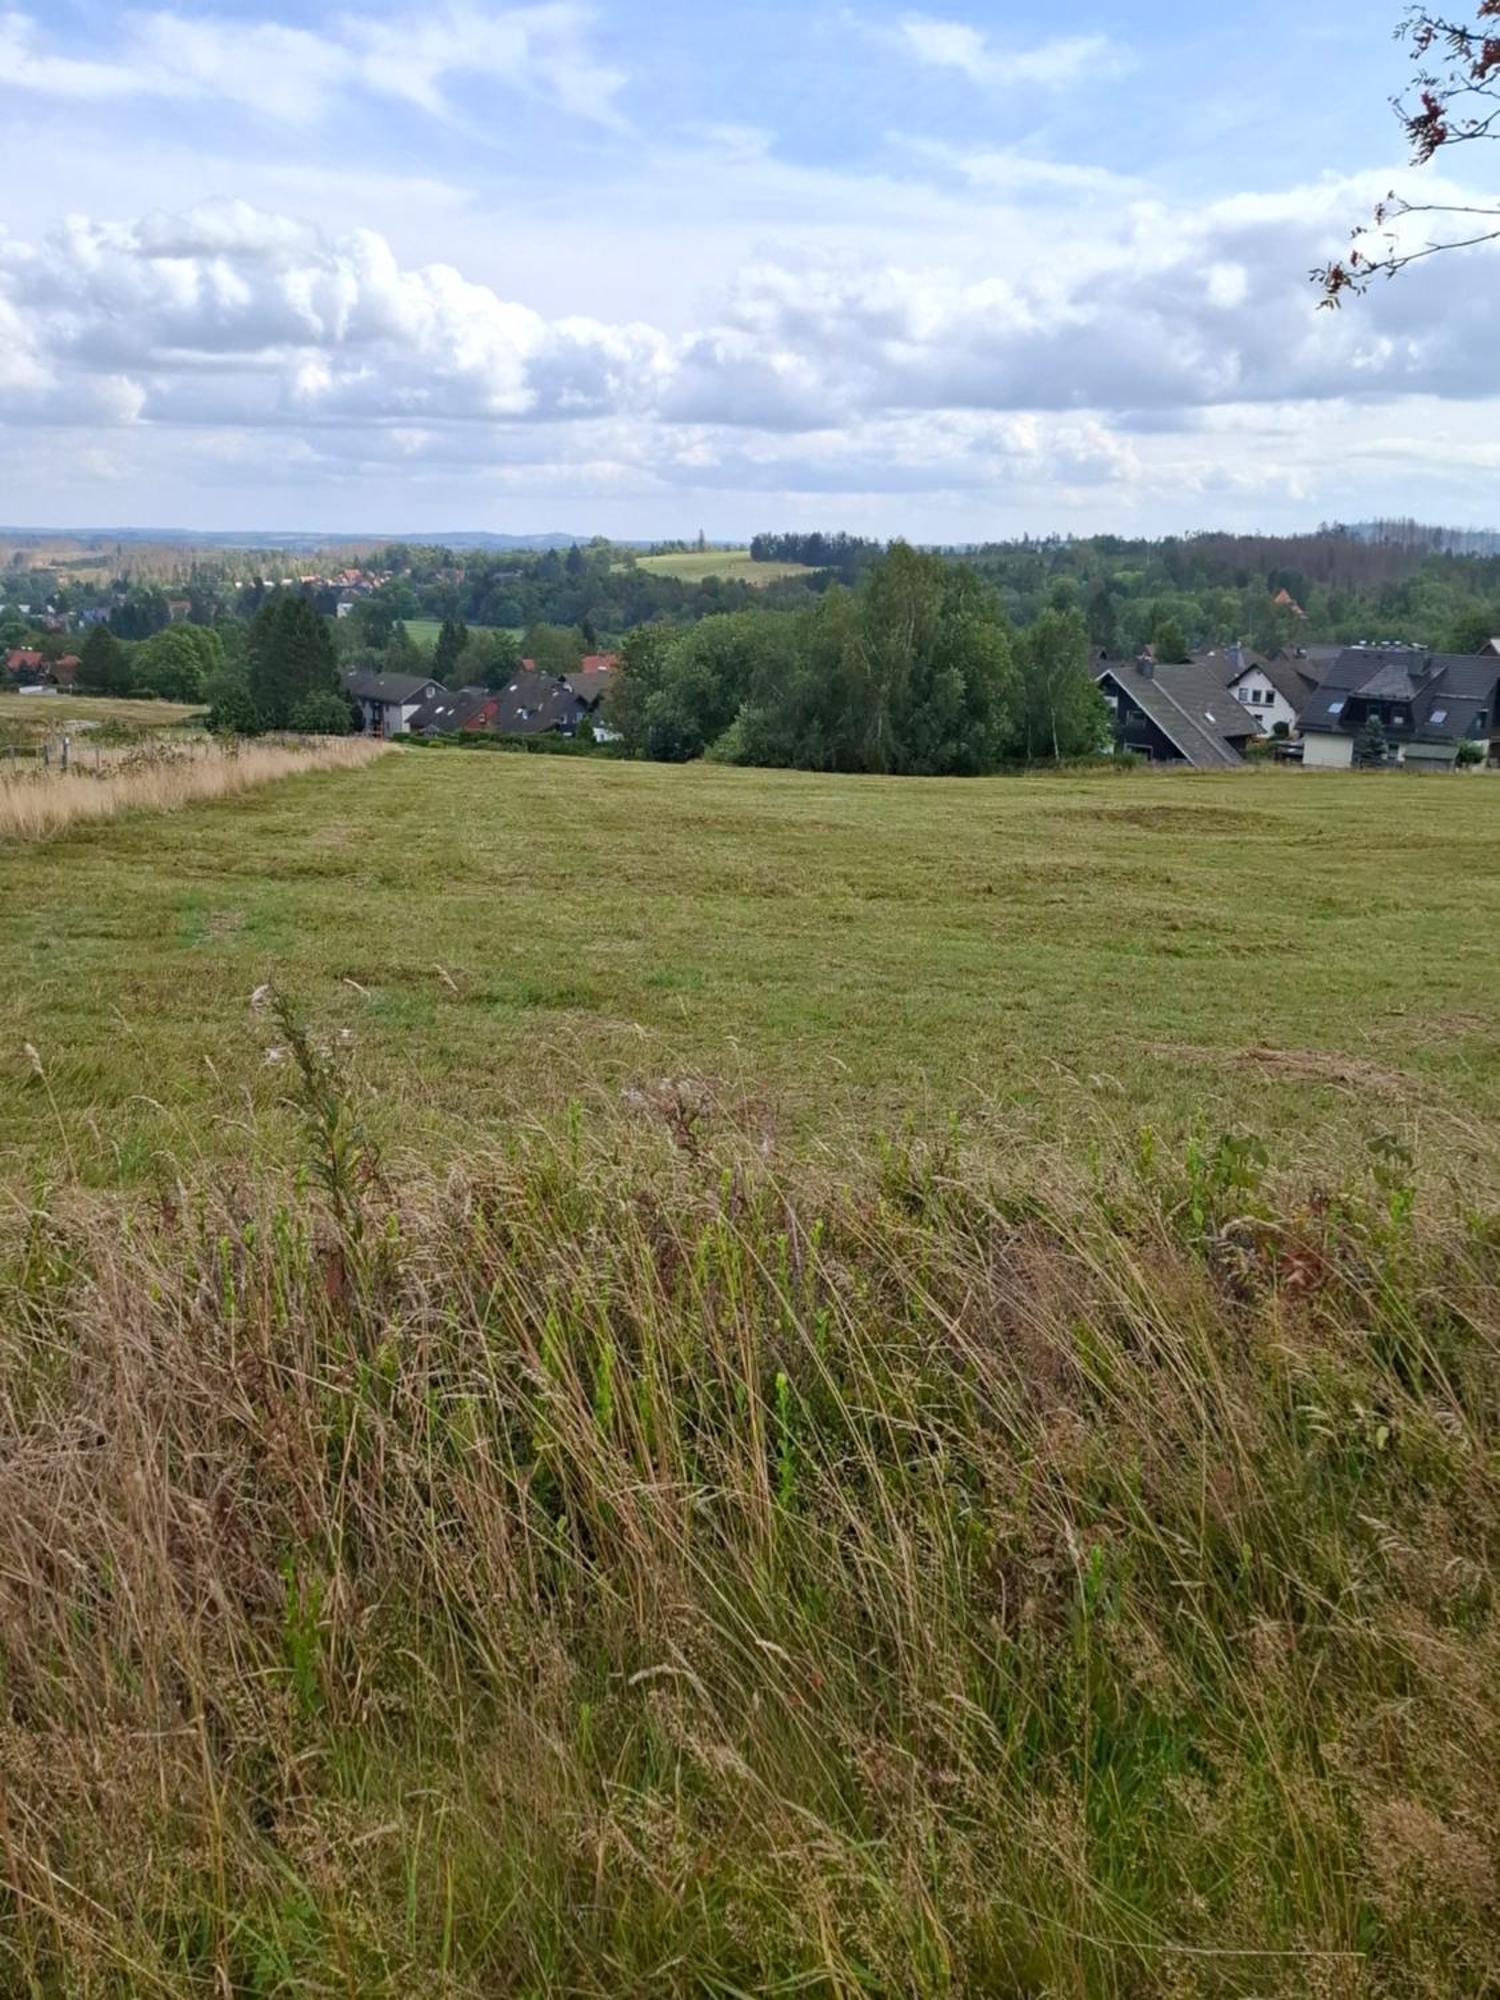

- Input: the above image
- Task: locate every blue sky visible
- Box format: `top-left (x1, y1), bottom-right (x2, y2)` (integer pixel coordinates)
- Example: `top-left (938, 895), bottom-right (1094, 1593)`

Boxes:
top-left (2, 0), bottom-right (1496, 537)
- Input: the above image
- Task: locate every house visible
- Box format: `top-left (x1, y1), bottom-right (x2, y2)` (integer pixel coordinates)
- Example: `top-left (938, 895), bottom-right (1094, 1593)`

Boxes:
top-left (406, 686), bottom-right (505, 735)
top-left (1094, 651), bottom-right (1261, 767)
top-left (344, 668), bottom-right (445, 737)
top-left (563, 653), bottom-right (621, 739)
top-left (491, 669), bottom-right (598, 736)
top-left (1299, 647), bottom-right (1500, 769)
top-left (5, 648), bottom-right (49, 684)
top-left (1212, 644), bottom-right (1319, 737)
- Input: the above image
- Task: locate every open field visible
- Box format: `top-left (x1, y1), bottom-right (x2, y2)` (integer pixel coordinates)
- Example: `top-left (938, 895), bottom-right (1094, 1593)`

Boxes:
top-left (635, 548), bottom-right (823, 586)
top-left (402, 616), bottom-right (521, 652)
top-left (0, 692), bottom-right (204, 744)
top-left (4, 755), bottom-right (1500, 1993)
top-left (3, 756), bottom-right (1499, 1184)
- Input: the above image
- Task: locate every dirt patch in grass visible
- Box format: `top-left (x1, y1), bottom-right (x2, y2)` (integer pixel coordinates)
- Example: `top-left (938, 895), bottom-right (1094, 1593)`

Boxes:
top-left (1097, 803), bottom-right (1270, 833)
top-left (1153, 1042), bottom-right (1416, 1098)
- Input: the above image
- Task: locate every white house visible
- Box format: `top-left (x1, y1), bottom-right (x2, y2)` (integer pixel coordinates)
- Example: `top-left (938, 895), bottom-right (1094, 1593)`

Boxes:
top-left (344, 668), bottom-right (445, 738)
top-left (1222, 650), bottom-right (1319, 737)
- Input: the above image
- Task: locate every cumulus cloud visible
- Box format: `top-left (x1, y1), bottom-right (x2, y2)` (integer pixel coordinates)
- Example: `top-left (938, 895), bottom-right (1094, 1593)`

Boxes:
top-left (0, 4), bottom-right (625, 125)
top-left (2, 184), bottom-right (1499, 521)
top-left (0, 202), bottom-right (670, 428)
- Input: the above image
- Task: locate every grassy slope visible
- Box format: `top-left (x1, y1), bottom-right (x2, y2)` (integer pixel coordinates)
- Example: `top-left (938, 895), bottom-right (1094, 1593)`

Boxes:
top-left (3, 756), bottom-right (1500, 1994)
top-left (3, 757), bottom-right (1499, 1184)
top-left (634, 549), bottom-right (821, 586)
top-left (0, 692), bottom-right (203, 741)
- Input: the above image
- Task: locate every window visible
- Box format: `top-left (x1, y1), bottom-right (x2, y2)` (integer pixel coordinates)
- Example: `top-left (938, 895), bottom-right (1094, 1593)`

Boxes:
top-left (1327, 699), bottom-right (1344, 716)
top-left (1430, 707), bottom-right (1448, 725)
top-left (1237, 687), bottom-right (1250, 702)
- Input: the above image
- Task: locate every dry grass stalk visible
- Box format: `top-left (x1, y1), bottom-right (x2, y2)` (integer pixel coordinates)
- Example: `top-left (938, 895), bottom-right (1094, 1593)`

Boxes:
top-left (0, 736), bottom-right (394, 843)
top-left (0, 1067), bottom-right (1496, 1994)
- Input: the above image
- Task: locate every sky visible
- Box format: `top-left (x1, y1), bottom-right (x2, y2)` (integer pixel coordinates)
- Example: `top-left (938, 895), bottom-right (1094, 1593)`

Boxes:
top-left (1, 0), bottom-right (1497, 539)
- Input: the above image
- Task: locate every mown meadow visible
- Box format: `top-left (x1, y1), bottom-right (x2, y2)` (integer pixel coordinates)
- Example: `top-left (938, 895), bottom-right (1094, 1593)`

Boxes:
top-left (2, 753), bottom-right (1499, 1995)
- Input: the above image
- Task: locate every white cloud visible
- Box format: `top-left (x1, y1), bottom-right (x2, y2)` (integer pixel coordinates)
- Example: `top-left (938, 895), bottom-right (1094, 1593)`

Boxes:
top-left (0, 4), bottom-right (626, 126)
top-left (3, 179), bottom-right (1500, 531)
top-left (890, 14), bottom-right (1127, 90)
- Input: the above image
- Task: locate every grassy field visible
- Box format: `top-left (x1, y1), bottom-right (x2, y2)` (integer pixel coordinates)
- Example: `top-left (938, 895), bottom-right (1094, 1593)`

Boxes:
top-left (635, 548), bottom-right (823, 586)
top-left (3, 756), bottom-right (1500, 1994)
top-left (0, 691), bottom-right (203, 746)
top-left (403, 616), bottom-right (520, 653)
top-left (3, 756), bottom-right (1499, 1183)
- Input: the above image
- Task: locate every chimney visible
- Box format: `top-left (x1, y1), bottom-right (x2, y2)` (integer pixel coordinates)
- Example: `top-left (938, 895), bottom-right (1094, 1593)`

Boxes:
top-left (1136, 646), bottom-right (1155, 679)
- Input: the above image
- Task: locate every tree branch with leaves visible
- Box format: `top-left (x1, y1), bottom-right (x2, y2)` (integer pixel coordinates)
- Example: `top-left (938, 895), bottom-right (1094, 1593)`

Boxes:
top-left (1319, 4), bottom-right (1500, 302)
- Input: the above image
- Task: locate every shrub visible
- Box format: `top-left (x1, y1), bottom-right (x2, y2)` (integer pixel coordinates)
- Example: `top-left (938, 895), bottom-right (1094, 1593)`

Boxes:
top-left (289, 688), bottom-right (357, 736)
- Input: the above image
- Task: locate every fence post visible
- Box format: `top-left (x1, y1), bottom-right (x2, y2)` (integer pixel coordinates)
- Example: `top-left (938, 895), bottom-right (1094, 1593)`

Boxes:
top-left (61, 734), bottom-right (70, 773)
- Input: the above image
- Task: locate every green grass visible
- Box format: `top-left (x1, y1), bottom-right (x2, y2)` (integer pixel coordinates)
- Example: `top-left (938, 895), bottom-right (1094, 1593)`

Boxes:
top-left (0, 691), bottom-right (203, 744)
top-left (4, 758), bottom-right (1500, 1185)
top-left (634, 548), bottom-right (822, 586)
top-left (402, 617), bottom-right (520, 653)
top-left (3, 756), bottom-right (1500, 1993)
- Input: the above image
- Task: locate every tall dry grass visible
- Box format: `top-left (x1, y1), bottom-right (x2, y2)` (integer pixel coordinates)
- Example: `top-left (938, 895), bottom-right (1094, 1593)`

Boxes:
top-left (1, 1007), bottom-right (1497, 1994)
top-left (0, 735), bottom-right (393, 842)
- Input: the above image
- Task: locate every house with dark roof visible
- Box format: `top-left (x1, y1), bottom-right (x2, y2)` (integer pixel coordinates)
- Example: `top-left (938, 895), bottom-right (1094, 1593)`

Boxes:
top-left (1299, 647), bottom-right (1500, 769)
top-left (344, 668), bottom-right (445, 737)
top-left (1094, 652), bottom-right (1260, 767)
top-left (1205, 644), bottom-right (1319, 738)
top-left (406, 686), bottom-right (505, 735)
top-left (491, 669), bottom-right (598, 737)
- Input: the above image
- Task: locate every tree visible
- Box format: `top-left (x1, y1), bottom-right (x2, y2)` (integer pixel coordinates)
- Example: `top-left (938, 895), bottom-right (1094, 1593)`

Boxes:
top-left (432, 616), bottom-right (469, 685)
top-left (109, 586), bottom-right (171, 640)
top-left (76, 622), bottom-right (133, 697)
top-left (290, 689), bottom-right (356, 735)
top-left (461, 628), bottom-right (523, 690)
top-left (248, 595), bottom-right (340, 730)
top-left (1321, 7), bottom-right (1500, 300)
top-left (1087, 581), bottom-right (1119, 656)
top-left (206, 670), bottom-right (260, 736)
top-left (132, 624), bottom-right (222, 702)
top-left (1152, 615), bottom-right (1189, 664)
top-left (1444, 602), bottom-right (1500, 652)
top-left (1014, 610), bottom-right (1111, 761)
top-left (1355, 715), bottom-right (1391, 767)
top-left (524, 623), bottom-right (588, 676)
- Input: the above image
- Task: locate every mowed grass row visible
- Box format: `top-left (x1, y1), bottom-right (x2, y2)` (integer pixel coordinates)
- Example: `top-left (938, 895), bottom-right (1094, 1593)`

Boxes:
top-left (3, 755), bottom-right (1500, 1185)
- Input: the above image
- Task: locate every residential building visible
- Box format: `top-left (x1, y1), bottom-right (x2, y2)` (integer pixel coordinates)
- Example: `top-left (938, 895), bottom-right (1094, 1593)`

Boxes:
top-left (1094, 651), bottom-right (1260, 767)
top-left (344, 668), bottom-right (445, 737)
top-left (1213, 644), bottom-right (1319, 737)
top-left (1299, 647), bottom-right (1500, 768)
top-left (406, 686), bottom-right (505, 735)
top-left (491, 669), bottom-right (598, 736)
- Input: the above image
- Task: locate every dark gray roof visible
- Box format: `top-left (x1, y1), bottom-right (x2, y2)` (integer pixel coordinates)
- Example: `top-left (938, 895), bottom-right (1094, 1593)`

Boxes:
top-left (1220, 652), bottom-right (1320, 712)
top-left (1195, 643), bottom-right (1269, 685)
top-left (1301, 647), bottom-right (1500, 742)
top-left (1096, 658), bottom-right (1257, 767)
top-left (492, 670), bottom-right (591, 735)
top-left (407, 686), bottom-right (496, 733)
top-left (344, 669), bottom-right (444, 706)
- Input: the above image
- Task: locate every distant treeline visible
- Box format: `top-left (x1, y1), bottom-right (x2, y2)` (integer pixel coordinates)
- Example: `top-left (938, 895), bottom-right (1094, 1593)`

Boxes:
top-left (748, 532), bottom-right (883, 579)
top-left (13, 525), bottom-right (1500, 684)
